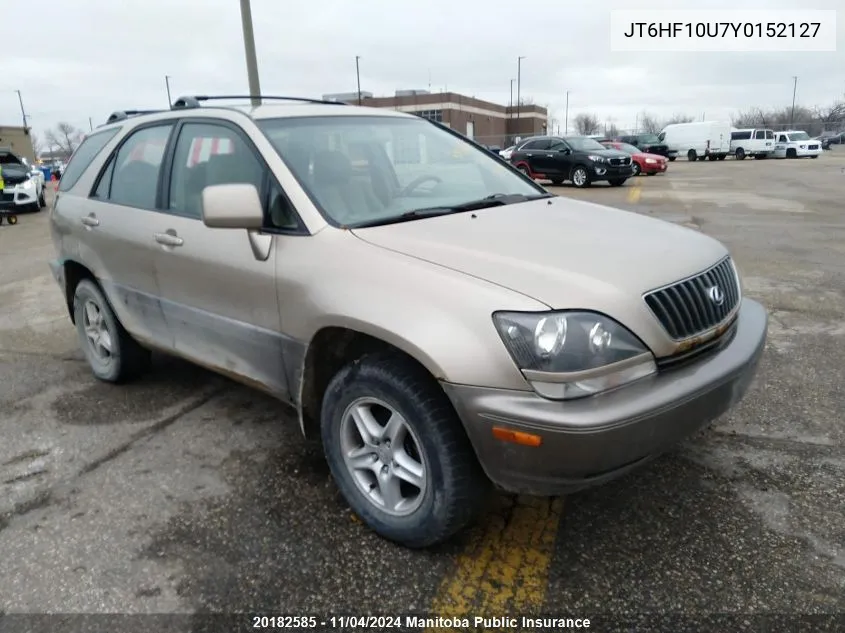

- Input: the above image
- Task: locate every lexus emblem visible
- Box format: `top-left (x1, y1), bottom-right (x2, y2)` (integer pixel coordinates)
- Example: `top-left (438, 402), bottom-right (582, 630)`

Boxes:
top-left (707, 285), bottom-right (725, 306)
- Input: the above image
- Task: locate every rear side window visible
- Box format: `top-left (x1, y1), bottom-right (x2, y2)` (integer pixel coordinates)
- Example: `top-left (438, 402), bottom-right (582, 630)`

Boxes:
top-left (766, 131), bottom-right (774, 139)
top-left (58, 128), bottom-right (120, 192)
top-left (109, 124), bottom-right (173, 209)
top-left (732, 131), bottom-right (752, 140)
top-left (753, 130), bottom-right (766, 140)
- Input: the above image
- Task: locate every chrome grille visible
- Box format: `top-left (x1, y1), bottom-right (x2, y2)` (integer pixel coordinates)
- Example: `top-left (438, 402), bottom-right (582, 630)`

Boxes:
top-left (609, 156), bottom-right (631, 166)
top-left (644, 257), bottom-right (740, 340)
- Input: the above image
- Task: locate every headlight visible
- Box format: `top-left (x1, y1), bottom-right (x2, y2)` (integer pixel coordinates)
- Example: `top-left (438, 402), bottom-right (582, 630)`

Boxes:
top-left (22, 179), bottom-right (33, 190)
top-left (586, 155), bottom-right (606, 163)
top-left (493, 311), bottom-right (656, 400)
top-left (645, 158), bottom-right (657, 164)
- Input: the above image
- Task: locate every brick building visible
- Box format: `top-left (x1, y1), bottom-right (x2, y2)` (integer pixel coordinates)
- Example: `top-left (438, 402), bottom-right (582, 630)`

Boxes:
top-left (322, 89), bottom-right (547, 148)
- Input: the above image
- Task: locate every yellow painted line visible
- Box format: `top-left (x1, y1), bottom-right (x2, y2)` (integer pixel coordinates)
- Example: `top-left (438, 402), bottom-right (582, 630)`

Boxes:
top-left (426, 495), bottom-right (564, 631)
top-left (627, 184), bottom-right (642, 204)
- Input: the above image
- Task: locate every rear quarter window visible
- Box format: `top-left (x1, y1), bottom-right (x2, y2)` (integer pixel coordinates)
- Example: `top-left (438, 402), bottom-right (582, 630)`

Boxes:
top-left (58, 127), bottom-right (121, 192)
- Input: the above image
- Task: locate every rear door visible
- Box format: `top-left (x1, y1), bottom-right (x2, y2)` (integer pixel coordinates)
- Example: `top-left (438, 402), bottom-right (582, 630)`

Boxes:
top-left (539, 138), bottom-right (572, 177)
top-left (518, 138), bottom-right (552, 173)
top-left (151, 119), bottom-right (294, 399)
top-left (74, 123), bottom-right (174, 347)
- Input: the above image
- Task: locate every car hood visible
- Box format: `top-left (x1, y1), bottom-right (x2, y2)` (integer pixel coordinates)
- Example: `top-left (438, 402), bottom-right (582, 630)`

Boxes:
top-left (351, 197), bottom-right (728, 314)
top-left (580, 148), bottom-right (629, 159)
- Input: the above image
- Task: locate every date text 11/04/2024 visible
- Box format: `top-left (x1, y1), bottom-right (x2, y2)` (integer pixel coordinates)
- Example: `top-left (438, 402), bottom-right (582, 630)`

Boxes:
top-left (251, 616), bottom-right (592, 629)
top-left (622, 22), bottom-right (821, 38)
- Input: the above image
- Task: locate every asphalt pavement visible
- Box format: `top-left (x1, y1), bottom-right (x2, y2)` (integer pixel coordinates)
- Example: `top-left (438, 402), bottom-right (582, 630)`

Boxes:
top-left (0, 151), bottom-right (843, 632)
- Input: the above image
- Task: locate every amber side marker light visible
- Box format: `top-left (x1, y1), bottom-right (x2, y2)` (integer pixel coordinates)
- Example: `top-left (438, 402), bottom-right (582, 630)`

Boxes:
top-left (492, 426), bottom-right (543, 447)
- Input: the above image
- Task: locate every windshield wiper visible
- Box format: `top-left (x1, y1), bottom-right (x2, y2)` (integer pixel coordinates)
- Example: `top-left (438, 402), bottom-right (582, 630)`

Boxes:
top-left (351, 192), bottom-right (555, 228)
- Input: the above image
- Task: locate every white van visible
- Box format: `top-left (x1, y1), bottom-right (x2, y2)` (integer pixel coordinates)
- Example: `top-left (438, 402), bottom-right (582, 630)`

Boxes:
top-left (772, 130), bottom-right (822, 159)
top-left (658, 121), bottom-right (732, 162)
top-left (729, 129), bottom-right (775, 160)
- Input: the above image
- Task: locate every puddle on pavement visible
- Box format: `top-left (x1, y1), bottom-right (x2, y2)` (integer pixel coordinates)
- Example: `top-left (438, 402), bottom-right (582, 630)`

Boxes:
top-left (51, 356), bottom-right (220, 425)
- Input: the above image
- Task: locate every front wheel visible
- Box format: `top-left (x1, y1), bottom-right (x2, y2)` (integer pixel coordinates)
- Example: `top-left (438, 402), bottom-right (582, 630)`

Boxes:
top-left (735, 148), bottom-right (746, 160)
top-left (810, 155), bottom-right (818, 159)
top-left (73, 279), bottom-right (151, 383)
top-left (687, 149), bottom-right (697, 161)
top-left (608, 178), bottom-right (627, 186)
top-left (38, 190), bottom-right (46, 208)
top-left (320, 352), bottom-right (490, 548)
top-left (668, 156), bottom-right (676, 162)
top-left (571, 166), bottom-right (591, 188)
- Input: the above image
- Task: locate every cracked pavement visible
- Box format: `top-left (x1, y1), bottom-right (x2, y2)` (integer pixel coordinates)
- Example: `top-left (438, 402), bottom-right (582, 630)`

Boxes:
top-left (1, 151), bottom-right (843, 631)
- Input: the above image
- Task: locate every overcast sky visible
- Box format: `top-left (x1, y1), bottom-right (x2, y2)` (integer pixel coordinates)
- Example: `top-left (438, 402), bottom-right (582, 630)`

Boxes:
top-left (3, 0), bottom-right (842, 142)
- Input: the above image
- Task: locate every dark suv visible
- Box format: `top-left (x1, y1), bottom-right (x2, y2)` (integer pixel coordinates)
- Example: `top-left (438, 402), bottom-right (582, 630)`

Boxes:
top-left (510, 135), bottom-right (634, 188)
top-left (614, 133), bottom-right (675, 161)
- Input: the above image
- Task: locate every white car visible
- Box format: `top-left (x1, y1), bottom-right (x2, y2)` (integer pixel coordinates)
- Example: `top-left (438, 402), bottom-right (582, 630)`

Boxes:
top-left (499, 145), bottom-right (515, 160)
top-left (772, 131), bottom-right (822, 159)
top-left (0, 150), bottom-right (46, 213)
top-left (729, 128), bottom-right (775, 160)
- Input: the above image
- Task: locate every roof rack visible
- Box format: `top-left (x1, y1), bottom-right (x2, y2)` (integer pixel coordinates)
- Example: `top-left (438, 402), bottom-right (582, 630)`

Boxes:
top-left (105, 110), bottom-right (164, 124)
top-left (170, 95), bottom-right (348, 110)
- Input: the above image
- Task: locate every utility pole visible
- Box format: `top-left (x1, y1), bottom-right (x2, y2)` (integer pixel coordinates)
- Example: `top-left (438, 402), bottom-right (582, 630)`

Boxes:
top-left (791, 76), bottom-right (798, 126)
top-left (239, 0), bottom-right (262, 106)
top-left (165, 75), bottom-right (173, 107)
top-left (15, 90), bottom-right (28, 130)
top-left (564, 91), bottom-right (569, 135)
top-left (517, 56), bottom-right (525, 120)
top-left (509, 79), bottom-right (514, 116)
top-left (88, 117), bottom-right (93, 131)
top-left (355, 56), bottom-right (362, 105)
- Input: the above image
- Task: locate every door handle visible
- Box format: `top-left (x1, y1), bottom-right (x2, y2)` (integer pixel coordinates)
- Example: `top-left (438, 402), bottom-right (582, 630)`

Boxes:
top-left (80, 215), bottom-right (99, 227)
top-left (154, 232), bottom-right (184, 247)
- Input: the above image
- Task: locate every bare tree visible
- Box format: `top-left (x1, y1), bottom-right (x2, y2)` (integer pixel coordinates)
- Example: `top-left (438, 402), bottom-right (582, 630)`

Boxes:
top-left (638, 111), bottom-right (661, 134)
top-left (573, 113), bottom-right (600, 135)
top-left (45, 122), bottom-right (84, 157)
top-left (30, 132), bottom-right (45, 157)
top-left (606, 122), bottom-right (620, 137)
top-left (662, 113), bottom-right (695, 126)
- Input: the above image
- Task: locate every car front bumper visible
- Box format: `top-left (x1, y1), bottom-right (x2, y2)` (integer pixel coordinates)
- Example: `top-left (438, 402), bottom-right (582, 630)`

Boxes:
top-left (0, 185), bottom-right (38, 211)
top-left (642, 161), bottom-right (667, 173)
top-left (590, 163), bottom-right (634, 180)
top-left (442, 297), bottom-right (768, 496)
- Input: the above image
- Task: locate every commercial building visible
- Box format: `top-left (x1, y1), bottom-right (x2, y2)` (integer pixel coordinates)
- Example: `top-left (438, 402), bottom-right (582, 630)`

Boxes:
top-left (322, 89), bottom-right (547, 147)
top-left (0, 126), bottom-right (36, 162)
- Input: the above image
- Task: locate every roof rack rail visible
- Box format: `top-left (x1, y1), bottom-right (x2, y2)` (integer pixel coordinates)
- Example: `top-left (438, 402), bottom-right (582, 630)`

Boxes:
top-left (171, 94), bottom-right (348, 110)
top-left (106, 110), bottom-right (164, 124)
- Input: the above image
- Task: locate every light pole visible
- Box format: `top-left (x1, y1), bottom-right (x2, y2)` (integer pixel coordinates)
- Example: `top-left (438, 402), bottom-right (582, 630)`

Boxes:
top-left (509, 79), bottom-right (514, 115)
top-left (790, 76), bottom-right (798, 126)
top-left (516, 56), bottom-right (525, 120)
top-left (89, 117), bottom-right (93, 131)
top-left (15, 90), bottom-right (28, 130)
top-left (564, 90), bottom-right (569, 135)
top-left (239, 0), bottom-right (262, 106)
top-left (355, 56), bottom-right (362, 105)
top-left (165, 75), bottom-right (173, 107)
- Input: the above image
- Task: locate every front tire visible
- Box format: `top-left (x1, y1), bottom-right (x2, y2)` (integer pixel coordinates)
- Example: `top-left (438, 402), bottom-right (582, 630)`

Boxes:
top-left (320, 352), bottom-right (490, 548)
top-left (608, 178), bottom-right (627, 186)
top-left (786, 148), bottom-right (797, 159)
top-left (735, 148), bottom-right (746, 160)
top-left (687, 149), bottom-right (697, 161)
top-left (668, 156), bottom-right (676, 162)
top-left (571, 166), bottom-right (591, 188)
top-left (73, 279), bottom-right (151, 383)
top-left (631, 162), bottom-right (641, 176)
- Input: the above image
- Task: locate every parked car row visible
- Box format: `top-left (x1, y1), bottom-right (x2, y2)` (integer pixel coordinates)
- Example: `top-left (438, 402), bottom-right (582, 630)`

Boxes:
top-left (498, 121), bottom-right (838, 171)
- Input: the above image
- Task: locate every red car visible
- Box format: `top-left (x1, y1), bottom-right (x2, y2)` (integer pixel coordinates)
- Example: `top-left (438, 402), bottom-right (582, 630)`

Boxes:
top-left (601, 141), bottom-right (668, 176)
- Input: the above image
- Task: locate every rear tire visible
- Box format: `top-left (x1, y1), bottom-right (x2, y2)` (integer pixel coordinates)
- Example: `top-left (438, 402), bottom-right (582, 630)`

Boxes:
top-left (668, 156), bottom-right (676, 162)
top-left (735, 148), bottom-right (745, 160)
top-left (631, 162), bottom-right (641, 176)
top-left (73, 279), bottom-right (151, 383)
top-left (320, 352), bottom-right (490, 548)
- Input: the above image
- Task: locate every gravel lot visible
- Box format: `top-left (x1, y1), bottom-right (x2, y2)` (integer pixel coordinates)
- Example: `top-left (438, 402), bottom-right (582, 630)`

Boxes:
top-left (1, 150), bottom-right (843, 631)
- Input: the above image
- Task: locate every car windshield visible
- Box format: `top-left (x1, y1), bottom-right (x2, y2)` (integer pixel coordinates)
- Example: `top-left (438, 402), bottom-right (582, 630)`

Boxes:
top-left (788, 132), bottom-right (811, 141)
top-left (612, 143), bottom-right (640, 154)
top-left (257, 115), bottom-right (545, 227)
top-left (565, 137), bottom-right (607, 152)
top-left (639, 134), bottom-right (661, 144)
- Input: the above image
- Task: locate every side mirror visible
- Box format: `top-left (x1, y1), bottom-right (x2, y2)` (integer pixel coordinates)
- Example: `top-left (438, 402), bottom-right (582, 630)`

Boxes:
top-left (201, 183), bottom-right (264, 229)
top-left (559, 148), bottom-right (571, 155)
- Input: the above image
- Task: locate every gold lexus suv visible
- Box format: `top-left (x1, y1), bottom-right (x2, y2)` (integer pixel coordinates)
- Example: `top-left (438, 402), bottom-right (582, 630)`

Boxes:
top-left (48, 95), bottom-right (768, 547)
